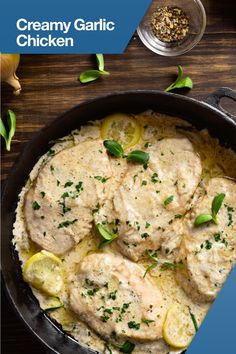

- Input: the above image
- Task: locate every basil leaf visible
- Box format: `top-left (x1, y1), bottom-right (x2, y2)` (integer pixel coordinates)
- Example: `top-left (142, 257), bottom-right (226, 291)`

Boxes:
top-left (165, 65), bottom-right (193, 92)
top-left (97, 223), bottom-right (118, 248)
top-left (104, 140), bottom-right (124, 157)
top-left (212, 193), bottom-right (225, 221)
top-left (194, 214), bottom-right (213, 226)
top-left (120, 341), bottom-right (135, 353)
top-left (0, 110), bottom-right (16, 151)
top-left (79, 70), bottom-right (109, 84)
top-left (96, 54), bottom-right (104, 71)
top-left (127, 150), bottom-right (149, 164)
top-left (189, 308), bottom-right (198, 333)
top-left (164, 195), bottom-right (174, 206)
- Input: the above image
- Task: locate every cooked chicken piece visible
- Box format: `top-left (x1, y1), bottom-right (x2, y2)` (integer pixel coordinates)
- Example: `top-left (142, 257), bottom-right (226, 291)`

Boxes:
top-left (69, 253), bottom-right (167, 343)
top-left (24, 140), bottom-right (114, 255)
top-left (108, 138), bottom-right (202, 261)
top-left (176, 177), bottom-right (236, 302)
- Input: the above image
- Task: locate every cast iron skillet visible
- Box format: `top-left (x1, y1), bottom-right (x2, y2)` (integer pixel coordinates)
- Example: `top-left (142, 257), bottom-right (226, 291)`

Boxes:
top-left (1, 88), bottom-right (236, 354)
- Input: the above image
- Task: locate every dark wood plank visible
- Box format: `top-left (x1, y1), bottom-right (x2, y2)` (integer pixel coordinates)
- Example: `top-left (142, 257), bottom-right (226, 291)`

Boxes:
top-left (1, 0), bottom-right (236, 352)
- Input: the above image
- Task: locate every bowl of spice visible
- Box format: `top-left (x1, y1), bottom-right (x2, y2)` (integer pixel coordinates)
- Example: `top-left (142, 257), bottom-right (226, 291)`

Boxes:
top-left (137, 0), bottom-right (206, 56)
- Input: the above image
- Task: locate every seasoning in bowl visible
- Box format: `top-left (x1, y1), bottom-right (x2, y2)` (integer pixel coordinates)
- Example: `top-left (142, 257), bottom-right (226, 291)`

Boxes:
top-left (151, 6), bottom-right (189, 43)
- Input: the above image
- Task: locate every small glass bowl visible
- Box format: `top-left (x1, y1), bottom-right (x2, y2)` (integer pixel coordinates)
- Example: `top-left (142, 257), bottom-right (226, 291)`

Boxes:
top-left (137, 0), bottom-right (206, 56)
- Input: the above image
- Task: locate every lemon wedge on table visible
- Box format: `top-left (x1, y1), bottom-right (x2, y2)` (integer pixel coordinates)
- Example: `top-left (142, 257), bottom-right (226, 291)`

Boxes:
top-left (163, 303), bottom-right (195, 349)
top-left (23, 250), bottom-right (63, 296)
top-left (101, 113), bottom-right (141, 149)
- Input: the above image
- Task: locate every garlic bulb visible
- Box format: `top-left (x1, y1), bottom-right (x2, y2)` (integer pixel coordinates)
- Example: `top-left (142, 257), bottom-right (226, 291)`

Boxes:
top-left (1, 54), bottom-right (21, 95)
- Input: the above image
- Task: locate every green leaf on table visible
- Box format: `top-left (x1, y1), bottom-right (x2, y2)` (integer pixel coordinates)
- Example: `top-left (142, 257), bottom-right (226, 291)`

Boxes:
top-left (97, 223), bottom-right (118, 248)
top-left (0, 110), bottom-right (16, 151)
top-left (96, 54), bottom-right (105, 71)
top-left (103, 140), bottom-right (124, 157)
top-left (165, 65), bottom-right (193, 92)
top-left (79, 69), bottom-right (110, 84)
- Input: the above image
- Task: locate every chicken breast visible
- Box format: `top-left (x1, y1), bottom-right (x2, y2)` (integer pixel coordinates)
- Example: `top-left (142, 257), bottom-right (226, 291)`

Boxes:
top-left (69, 253), bottom-right (167, 343)
top-left (176, 177), bottom-right (236, 302)
top-left (24, 139), bottom-right (114, 255)
top-left (103, 138), bottom-right (202, 261)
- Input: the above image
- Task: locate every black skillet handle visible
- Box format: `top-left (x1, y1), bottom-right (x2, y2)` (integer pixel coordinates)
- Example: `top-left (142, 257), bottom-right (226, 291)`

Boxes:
top-left (205, 87), bottom-right (236, 121)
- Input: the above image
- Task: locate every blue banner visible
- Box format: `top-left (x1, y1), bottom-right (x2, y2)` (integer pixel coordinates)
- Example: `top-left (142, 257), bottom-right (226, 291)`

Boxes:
top-left (187, 266), bottom-right (236, 353)
top-left (0, 0), bottom-right (151, 53)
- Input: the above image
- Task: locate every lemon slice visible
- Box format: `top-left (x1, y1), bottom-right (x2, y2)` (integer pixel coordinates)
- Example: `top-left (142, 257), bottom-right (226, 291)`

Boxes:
top-left (23, 250), bottom-right (63, 296)
top-left (101, 113), bottom-right (141, 148)
top-left (163, 303), bottom-right (195, 349)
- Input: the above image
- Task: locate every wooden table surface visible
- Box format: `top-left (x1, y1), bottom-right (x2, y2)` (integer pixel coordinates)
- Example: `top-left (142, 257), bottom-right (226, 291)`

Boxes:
top-left (1, 0), bottom-right (236, 353)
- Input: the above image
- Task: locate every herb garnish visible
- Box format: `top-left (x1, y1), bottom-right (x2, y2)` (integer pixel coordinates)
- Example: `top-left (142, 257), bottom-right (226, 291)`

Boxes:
top-left (164, 195), bottom-right (174, 206)
top-left (161, 261), bottom-right (184, 271)
top-left (40, 191), bottom-right (46, 198)
top-left (142, 319), bottom-right (155, 326)
top-left (224, 203), bottom-right (234, 226)
top-left (151, 173), bottom-right (158, 183)
top-left (64, 181), bottom-right (73, 188)
top-left (104, 140), bottom-right (124, 158)
top-left (143, 249), bottom-right (158, 277)
top-left (92, 203), bottom-right (100, 214)
top-left (97, 223), bottom-right (118, 248)
top-left (189, 308), bottom-right (198, 333)
top-left (128, 321), bottom-right (140, 330)
top-left (32, 201), bottom-right (41, 210)
top-left (120, 341), bottom-right (135, 353)
top-left (194, 193), bottom-right (225, 226)
top-left (79, 54), bottom-right (110, 84)
top-left (94, 176), bottom-right (109, 183)
top-left (165, 65), bottom-right (193, 92)
top-left (0, 110), bottom-right (16, 151)
top-left (127, 150), bottom-right (150, 165)
top-left (58, 219), bottom-right (78, 228)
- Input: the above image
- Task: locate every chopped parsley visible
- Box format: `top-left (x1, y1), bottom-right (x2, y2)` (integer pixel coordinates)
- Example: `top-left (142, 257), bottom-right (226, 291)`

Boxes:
top-left (120, 341), bottom-right (135, 353)
top-left (141, 233), bottom-right (149, 239)
top-left (94, 175), bottom-right (109, 183)
top-left (142, 180), bottom-right (147, 186)
top-left (142, 319), bottom-right (155, 326)
top-left (47, 148), bottom-right (55, 156)
top-left (127, 321), bottom-right (140, 330)
top-left (58, 219), bottom-right (78, 228)
top-left (32, 201), bottom-right (40, 210)
top-left (92, 203), bottom-right (100, 214)
top-left (50, 165), bottom-right (54, 171)
top-left (164, 195), bottom-right (174, 206)
top-left (224, 203), bottom-right (234, 226)
top-left (145, 222), bottom-right (151, 228)
top-left (108, 290), bottom-right (118, 300)
top-left (64, 181), bottom-right (73, 188)
top-left (40, 191), bottom-right (45, 198)
top-left (151, 173), bottom-right (158, 183)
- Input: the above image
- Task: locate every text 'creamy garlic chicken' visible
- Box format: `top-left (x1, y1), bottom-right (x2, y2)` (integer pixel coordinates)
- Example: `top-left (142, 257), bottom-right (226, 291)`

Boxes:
top-left (13, 111), bottom-right (236, 354)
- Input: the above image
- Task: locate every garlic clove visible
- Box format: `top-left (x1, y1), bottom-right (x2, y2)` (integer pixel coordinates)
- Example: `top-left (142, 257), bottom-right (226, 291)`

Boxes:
top-left (5, 73), bottom-right (22, 95)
